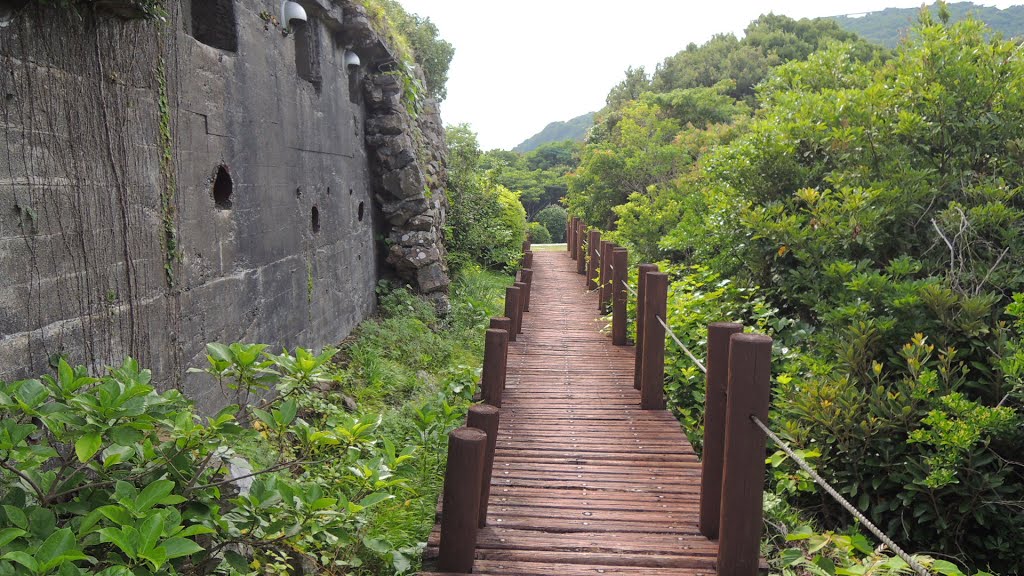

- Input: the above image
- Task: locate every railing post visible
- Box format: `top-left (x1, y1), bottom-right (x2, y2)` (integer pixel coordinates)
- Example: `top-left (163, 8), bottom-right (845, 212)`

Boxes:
top-left (489, 317), bottom-right (512, 388)
top-left (513, 281), bottom-right (528, 334)
top-left (437, 427), bottom-right (487, 573)
top-left (567, 215), bottom-right (573, 252)
top-left (481, 329), bottom-right (508, 407)
top-left (576, 225), bottom-right (587, 275)
top-left (586, 230), bottom-right (601, 289)
top-left (612, 248), bottom-right (628, 345)
top-left (633, 264), bottom-right (659, 391)
top-left (523, 251), bottom-right (533, 270)
top-left (718, 333), bottom-right (772, 576)
top-left (599, 241), bottom-right (614, 313)
top-left (640, 272), bottom-right (668, 410)
top-left (700, 322), bottom-right (744, 540)
top-left (522, 240), bottom-right (531, 254)
top-left (521, 269), bottom-right (534, 312)
top-left (504, 287), bottom-right (521, 342)
top-left (569, 217), bottom-right (578, 257)
top-left (466, 404), bottom-right (500, 528)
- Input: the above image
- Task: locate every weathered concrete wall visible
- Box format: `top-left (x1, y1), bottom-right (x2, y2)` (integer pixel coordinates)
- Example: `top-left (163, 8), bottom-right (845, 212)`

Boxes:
top-left (0, 0), bottom-right (439, 411)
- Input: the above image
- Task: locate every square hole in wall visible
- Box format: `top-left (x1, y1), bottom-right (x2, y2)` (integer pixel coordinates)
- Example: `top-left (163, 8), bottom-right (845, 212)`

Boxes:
top-left (187, 0), bottom-right (238, 52)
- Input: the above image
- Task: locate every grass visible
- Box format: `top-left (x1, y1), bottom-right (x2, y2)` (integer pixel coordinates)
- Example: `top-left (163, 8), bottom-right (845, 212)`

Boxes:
top-left (531, 243), bottom-right (567, 252)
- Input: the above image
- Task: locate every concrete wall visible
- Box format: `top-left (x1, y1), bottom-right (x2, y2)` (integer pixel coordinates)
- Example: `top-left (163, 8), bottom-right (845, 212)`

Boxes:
top-left (0, 0), bottom-right (384, 411)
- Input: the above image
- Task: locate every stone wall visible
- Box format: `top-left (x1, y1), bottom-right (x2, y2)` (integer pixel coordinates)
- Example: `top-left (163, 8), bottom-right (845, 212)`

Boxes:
top-left (0, 0), bottom-right (449, 411)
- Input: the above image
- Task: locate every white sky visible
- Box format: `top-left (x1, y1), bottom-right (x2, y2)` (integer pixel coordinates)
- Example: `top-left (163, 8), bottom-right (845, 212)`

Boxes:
top-left (397, 1), bottom-right (1018, 150)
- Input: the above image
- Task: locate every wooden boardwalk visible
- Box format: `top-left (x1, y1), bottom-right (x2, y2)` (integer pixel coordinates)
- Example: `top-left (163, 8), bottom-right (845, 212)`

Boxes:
top-left (421, 251), bottom-right (716, 576)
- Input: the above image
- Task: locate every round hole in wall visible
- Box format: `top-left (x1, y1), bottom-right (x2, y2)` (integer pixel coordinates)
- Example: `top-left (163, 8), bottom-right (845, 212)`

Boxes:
top-left (357, 201), bottom-right (364, 222)
top-left (311, 206), bottom-right (321, 233)
top-left (213, 165), bottom-right (232, 210)
top-left (349, 188), bottom-right (353, 196)
top-left (295, 186), bottom-right (301, 198)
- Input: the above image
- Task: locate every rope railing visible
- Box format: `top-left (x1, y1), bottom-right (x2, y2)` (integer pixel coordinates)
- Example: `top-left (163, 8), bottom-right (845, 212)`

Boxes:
top-left (750, 415), bottom-right (930, 576)
top-left (655, 314), bottom-right (707, 374)
top-left (651, 309), bottom-right (932, 576)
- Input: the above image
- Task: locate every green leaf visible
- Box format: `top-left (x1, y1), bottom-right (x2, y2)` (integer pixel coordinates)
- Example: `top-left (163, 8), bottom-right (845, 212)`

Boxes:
top-left (276, 399), bottom-right (297, 427)
top-left (0, 528), bottom-right (26, 548)
top-left (932, 560), bottom-right (966, 576)
top-left (785, 525), bottom-right (814, 541)
top-left (139, 545), bottom-right (167, 570)
top-left (161, 537), bottom-right (203, 560)
top-left (358, 492), bottom-right (394, 509)
top-left (175, 525), bottom-right (215, 538)
top-left (779, 548), bottom-right (804, 567)
top-left (1, 551), bottom-right (38, 573)
top-left (138, 513), bottom-right (164, 555)
top-left (206, 343), bottom-right (232, 363)
top-left (135, 480), bottom-right (175, 514)
top-left (74, 432), bottom-right (102, 463)
top-left (2, 506), bottom-right (28, 530)
top-left (35, 528), bottom-right (75, 569)
top-left (223, 550), bottom-right (249, 573)
top-left (98, 527), bottom-right (136, 558)
top-left (96, 505), bottom-right (132, 528)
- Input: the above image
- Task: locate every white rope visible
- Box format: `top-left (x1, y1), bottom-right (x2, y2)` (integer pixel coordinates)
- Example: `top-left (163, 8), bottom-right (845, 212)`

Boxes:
top-left (622, 280), bottom-right (637, 297)
top-left (655, 315), bottom-right (707, 374)
top-left (750, 415), bottom-right (931, 576)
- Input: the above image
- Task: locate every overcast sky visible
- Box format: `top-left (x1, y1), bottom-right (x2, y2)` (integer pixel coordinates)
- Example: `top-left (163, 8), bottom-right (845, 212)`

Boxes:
top-left (396, 1), bottom-right (1017, 150)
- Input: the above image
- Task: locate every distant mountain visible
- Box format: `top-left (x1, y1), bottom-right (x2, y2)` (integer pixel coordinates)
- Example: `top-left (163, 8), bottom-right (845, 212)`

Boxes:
top-left (831, 2), bottom-right (1024, 48)
top-left (513, 112), bottom-right (595, 153)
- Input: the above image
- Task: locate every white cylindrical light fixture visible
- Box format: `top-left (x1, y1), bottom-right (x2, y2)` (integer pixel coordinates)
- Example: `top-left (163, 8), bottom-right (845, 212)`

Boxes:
top-left (344, 51), bottom-right (361, 68)
top-left (281, 1), bottom-right (307, 29)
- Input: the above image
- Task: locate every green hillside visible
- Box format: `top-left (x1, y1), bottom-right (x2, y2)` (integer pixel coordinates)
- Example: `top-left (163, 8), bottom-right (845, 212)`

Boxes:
top-left (832, 1), bottom-right (1024, 47)
top-left (512, 112), bottom-right (595, 153)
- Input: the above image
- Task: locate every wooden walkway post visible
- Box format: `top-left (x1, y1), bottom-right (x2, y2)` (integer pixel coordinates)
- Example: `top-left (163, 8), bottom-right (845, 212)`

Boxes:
top-left (612, 248), bottom-right (628, 345)
top-left (521, 269), bottom-right (534, 312)
top-left (513, 281), bottom-right (528, 334)
top-left (700, 322), bottom-right (744, 539)
top-left (437, 427), bottom-right (487, 573)
top-left (633, 264), bottom-right (660, 391)
top-left (481, 329), bottom-right (509, 407)
top-left (586, 230), bottom-right (601, 289)
top-left (567, 215), bottom-right (573, 252)
top-left (523, 251), bottom-right (533, 270)
top-left (718, 333), bottom-right (773, 576)
top-left (640, 272), bottom-right (668, 410)
top-left (576, 226), bottom-right (587, 275)
top-left (599, 241), bottom-right (614, 313)
top-left (489, 317), bottom-right (512, 388)
top-left (466, 405), bottom-right (500, 528)
top-left (573, 215), bottom-right (581, 255)
top-left (504, 287), bottom-right (521, 342)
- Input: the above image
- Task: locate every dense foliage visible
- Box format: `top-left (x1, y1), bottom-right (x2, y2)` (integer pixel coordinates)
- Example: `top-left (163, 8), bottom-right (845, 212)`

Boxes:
top-left (570, 7), bottom-right (1024, 574)
top-left (833, 2), bottom-right (1024, 48)
top-left (0, 268), bottom-right (511, 575)
top-left (444, 124), bottom-right (528, 270)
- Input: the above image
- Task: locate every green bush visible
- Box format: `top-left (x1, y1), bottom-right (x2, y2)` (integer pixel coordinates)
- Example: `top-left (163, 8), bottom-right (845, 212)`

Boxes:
top-left (533, 204), bottom-right (568, 243)
top-left (526, 221), bottom-right (552, 244)
top-left (445, 125), bottom-right (528, 271)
